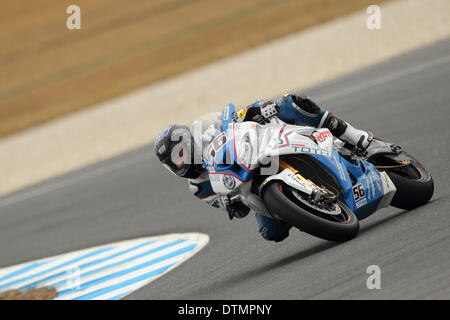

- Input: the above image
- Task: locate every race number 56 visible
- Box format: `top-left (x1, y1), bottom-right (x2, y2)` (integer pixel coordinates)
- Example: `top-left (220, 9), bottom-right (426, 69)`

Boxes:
top-left (353, 184), bottom-right (366, 201)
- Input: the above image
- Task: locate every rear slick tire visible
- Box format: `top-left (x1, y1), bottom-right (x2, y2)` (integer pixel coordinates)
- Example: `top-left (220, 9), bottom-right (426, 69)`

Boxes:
top-left (385, 155), bottom-right (434, 210)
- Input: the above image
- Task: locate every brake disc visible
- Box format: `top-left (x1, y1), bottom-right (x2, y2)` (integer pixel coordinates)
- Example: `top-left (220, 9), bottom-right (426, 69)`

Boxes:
top-left (291, 189), bottom-right (342, 216)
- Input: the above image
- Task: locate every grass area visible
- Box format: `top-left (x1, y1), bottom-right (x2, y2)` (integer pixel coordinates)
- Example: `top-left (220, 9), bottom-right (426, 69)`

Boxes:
top-left (0, 0), bottom-right (391, 138)
top-left (0, 287), bottom-right (57, 300)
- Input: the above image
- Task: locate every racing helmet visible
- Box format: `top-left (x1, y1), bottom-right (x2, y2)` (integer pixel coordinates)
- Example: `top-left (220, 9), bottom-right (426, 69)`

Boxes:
top-left (154, 124), bottom-right (202, 179)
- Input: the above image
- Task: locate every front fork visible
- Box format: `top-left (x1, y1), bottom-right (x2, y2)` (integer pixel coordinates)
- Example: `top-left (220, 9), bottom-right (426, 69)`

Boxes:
top-left (277, 159), bottom-right (337, 203)
top-left (279, 159), bottom-right (313, 185)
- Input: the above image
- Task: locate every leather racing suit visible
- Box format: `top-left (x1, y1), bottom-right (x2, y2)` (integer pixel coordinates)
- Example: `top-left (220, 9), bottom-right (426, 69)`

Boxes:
top-left (188, 93), bottom-right (372, 242)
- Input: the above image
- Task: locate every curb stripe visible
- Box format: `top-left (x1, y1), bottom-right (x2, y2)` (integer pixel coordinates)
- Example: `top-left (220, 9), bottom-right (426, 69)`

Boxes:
top-left (0, 233), bottom-right (209, 300)
top-left (74, 263), bottom-right (176, 300)
top-left (57, 254), bottom-right (183, 300)
top-left (0, 260), bottom-right (53, 283)
top-left (19, 240), bottom-right (156, 290)
top-left (58, 244), bottom-right (196, 296)
top-left (0, 247), bottom-right (113, 290)
top-left (50, 239), bottom-right (186, 289)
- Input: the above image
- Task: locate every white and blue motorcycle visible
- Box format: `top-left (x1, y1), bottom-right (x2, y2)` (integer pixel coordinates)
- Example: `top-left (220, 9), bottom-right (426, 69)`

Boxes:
top-left (203, 104), bottom-right (434, 242)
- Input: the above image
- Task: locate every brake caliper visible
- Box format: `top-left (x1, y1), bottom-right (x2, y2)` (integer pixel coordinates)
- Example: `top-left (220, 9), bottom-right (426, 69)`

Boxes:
top-left (279, 159), bottom-right (337, 207)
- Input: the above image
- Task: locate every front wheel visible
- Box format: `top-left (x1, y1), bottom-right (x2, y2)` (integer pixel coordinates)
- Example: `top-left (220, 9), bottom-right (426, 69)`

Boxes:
top-left (262, 182), bottom-right (359, 242)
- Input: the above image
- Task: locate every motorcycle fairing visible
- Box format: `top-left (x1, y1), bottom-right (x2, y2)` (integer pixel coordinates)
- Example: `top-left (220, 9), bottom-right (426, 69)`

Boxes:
top-left (208, 105), bottom-right (396, 219)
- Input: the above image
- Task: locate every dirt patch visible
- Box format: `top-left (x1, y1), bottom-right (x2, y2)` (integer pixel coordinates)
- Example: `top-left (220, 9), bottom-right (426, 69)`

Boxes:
top-left (0, 287), bottom-right (58, 300)
top-left (0, 0), bottom-right (391, 138)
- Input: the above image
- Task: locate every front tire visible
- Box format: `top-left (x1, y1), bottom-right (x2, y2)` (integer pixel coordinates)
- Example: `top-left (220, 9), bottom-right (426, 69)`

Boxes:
top-left (262, 182), bottom-right (359, 242)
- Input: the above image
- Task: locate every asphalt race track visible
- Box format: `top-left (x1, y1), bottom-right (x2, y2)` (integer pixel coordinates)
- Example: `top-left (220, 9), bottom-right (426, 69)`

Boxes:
top-left (1, 37), bottom-right (450, 299)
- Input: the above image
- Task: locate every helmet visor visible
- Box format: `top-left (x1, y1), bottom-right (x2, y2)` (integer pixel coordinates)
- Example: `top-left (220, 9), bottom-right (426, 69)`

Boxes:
top-left (161, 141), bottom-right (193, 177)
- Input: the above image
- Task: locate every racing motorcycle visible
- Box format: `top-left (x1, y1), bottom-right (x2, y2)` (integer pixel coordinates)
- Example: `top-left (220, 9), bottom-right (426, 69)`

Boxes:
top-left (203, 104), bottom-right (434, 242)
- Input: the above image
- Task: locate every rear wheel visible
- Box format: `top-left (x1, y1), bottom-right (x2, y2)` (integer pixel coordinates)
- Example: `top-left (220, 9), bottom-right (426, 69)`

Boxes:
top-left (362, 139), bottom-right (434, 210)
top-left (262, 182), bottom-right (359, 242)
top-left (379, 153), bottom-right (434, 210)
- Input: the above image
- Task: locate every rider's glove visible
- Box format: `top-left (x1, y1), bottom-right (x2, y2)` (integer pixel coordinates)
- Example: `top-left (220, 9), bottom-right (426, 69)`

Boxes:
top-left (219, 195), bottom-right (251, 220)
top-left (234, 100), bottom-right (280, 125)
top-left (229, 201), bottom-right (251, 219)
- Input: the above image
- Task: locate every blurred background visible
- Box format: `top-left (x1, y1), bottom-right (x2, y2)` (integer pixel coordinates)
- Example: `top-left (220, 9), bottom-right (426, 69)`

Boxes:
top-left (0, 0), bottom-right (389, 138)
top-left (1, 0), bottom-right (450, 301)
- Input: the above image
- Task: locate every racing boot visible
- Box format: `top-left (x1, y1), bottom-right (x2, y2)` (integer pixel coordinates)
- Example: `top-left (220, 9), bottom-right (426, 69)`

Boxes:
top-left (320, 112), bottom-right (373, 154)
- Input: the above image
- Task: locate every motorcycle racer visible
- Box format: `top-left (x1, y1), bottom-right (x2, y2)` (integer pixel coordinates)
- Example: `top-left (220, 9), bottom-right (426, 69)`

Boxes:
top-left (155, 93), bottom-right (373, 242)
